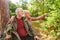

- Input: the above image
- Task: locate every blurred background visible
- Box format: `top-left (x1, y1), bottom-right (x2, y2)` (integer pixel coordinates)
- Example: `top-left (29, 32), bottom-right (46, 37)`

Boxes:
top-left (9, 0), bottom-right (60, 40)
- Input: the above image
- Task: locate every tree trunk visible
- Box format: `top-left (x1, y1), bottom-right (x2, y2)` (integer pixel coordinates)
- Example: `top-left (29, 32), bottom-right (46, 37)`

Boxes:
top-left (0, 0), bottom-right (10, 32)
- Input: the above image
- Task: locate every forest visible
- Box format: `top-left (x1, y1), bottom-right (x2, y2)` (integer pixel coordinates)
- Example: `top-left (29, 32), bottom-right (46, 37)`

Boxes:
top-left (0, 0), bottom-right (60, 40)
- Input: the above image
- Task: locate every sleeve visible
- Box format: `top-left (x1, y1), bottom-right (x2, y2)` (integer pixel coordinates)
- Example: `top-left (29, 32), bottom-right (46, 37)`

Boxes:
top-left (26, 20), bottom-right (36, 36)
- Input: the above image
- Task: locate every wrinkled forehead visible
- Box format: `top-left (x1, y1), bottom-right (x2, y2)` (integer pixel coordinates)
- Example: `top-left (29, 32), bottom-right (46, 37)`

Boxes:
top-left (19, 9), bottom-right (23, 11)
top-left (16, 8), bottom-right (23, 12)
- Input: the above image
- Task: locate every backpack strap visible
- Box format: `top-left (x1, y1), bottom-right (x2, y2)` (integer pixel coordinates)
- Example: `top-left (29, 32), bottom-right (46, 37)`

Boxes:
top-left (22, 17), bottom-right (36, 36)
top-left (2, 15), bottom-right (20, 40)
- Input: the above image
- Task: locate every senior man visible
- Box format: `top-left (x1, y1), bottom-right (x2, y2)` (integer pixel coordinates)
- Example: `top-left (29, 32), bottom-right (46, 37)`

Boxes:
top-left (6, 8), bottom-right (48, 40)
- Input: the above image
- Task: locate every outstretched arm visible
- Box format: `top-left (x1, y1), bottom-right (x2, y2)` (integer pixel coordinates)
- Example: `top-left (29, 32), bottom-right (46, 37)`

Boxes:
top-left (31, 13), bottom-right (48, 21)
top-left (26, 13), bottom-right (48, 21)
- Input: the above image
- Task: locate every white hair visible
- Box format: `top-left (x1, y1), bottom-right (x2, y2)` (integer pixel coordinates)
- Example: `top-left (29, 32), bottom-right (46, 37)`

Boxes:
top-left (15, 8), bottom-right (23, 14)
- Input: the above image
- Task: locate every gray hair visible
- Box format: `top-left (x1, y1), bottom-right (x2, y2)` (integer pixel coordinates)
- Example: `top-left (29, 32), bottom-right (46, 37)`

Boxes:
top-left (15, 8), bottom-right (23, 14)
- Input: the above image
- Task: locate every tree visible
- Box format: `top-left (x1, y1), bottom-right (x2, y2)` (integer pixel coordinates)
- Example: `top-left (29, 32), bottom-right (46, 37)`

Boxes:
top-left (9, 1), bottom-right (17, 16)
top-left (0, 1), bottom-right (20, 40)
top-left (0, 0), bottom-right (10, 32)
top-left (19, 0), bottom-right (28, 10)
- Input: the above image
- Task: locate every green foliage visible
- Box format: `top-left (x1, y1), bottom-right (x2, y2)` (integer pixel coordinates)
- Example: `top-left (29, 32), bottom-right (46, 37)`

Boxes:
top-left (9, 0), bottom-right (28, 16)
top-left (29, 0), bottom-right (60, 38)
top-left (9, 0), bottom-right (60, 39)
top-left (9, 1), bottom-right (17, 16)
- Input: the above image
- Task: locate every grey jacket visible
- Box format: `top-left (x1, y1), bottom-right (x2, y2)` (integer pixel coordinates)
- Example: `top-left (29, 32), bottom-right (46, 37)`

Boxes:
top-left (13, 16), bottom-right (36, 36)
top-left (2, 16), bottom-right (36, 40)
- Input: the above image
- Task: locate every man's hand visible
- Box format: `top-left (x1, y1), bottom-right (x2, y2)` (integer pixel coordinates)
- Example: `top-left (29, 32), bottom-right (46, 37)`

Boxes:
top-left (34, 36), bottom-right (40, 40)
top-left (10, 16), bottom-right (15, 22)
top-left (5, 34), bottom-right (11, 39)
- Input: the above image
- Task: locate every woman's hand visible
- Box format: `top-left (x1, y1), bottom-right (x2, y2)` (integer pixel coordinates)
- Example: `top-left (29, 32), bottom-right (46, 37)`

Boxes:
top-left (44, 13), bottom-right (48, 16)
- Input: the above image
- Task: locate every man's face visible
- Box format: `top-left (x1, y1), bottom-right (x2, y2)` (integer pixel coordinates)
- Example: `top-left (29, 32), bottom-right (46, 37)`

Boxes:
top-left (17, 9), bottom-right (23, 16)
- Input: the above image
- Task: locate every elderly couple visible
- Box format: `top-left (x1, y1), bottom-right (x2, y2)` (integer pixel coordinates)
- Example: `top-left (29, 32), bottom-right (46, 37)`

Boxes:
top-left (6, 8), bottom-right (48, 40)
